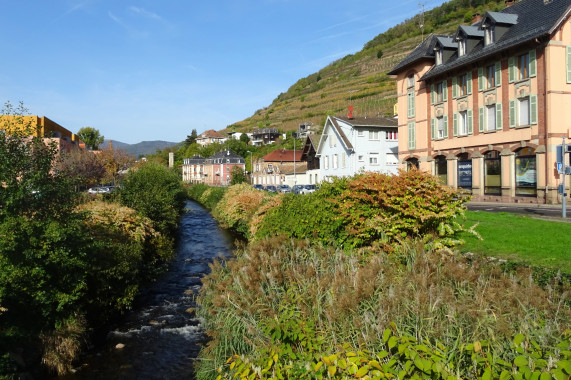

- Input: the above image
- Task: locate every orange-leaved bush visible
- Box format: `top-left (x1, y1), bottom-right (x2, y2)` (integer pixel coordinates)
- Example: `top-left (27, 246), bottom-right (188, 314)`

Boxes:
top-left (333, 169), bottom-right (469, 249)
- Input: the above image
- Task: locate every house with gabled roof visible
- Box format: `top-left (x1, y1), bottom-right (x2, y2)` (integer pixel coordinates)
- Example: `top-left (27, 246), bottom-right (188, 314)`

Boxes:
top-left (252, 149), bottom-right (306, 186)
top-left (301, 135), bottom-right (320, 184)
top-left (389, 0), bottom-right (571, 204)
top-left (316, 115), bottom-right (398, 182)
top-left (196, 129), bottom-right (226, 146)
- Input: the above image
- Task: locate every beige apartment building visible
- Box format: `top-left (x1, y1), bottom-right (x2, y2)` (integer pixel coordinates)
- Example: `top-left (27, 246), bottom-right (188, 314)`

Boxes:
top-left (389, 0), bottom-right (571, 203)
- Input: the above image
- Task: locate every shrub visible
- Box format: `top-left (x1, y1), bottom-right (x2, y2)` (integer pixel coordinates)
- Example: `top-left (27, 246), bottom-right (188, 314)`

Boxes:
top-left (119, 162), bottom-right (186, 237)
top-left (199, 187), bottom-right (227, 211)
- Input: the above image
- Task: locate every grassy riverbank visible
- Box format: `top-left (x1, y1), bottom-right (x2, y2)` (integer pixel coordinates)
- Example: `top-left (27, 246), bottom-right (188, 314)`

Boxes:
top-left (188, 174), bottom-right (571, 380)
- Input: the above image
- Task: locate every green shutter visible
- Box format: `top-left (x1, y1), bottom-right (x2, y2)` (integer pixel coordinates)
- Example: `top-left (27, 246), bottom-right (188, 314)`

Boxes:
top-left (443, 115), bottom-right (448, 138)
top-left (452, 76), bottom-right (457, 98)
top-left (453, 113), bottom-right (458, 136)
top-left (407, 92), bottom-right (415, 118)
top-left (431, 118), bottom-right (435, 140)
top-left (479, 106), bottom-right (484, 132)
top-left (408, 122), bottom-right (416, 150)
top-left (431, 84), bottom-right (435, 104)
top-left (508, 57), bottom-right (515, 83)
top-left (468, 109), bottom-right (473, 134)
top-left (509, 99), bottom-right (516, 128)
top-left (443, 80), bottom-right (448, 101)
top-left (478, 67), bottom-right (484, 91)
top-left (495, 61), bottom-right (502, 86)
top-left (567, 46), bottom-right (571, 83)
top-left (496, 102), bottom-right (502, 130)
top-left (467, 71), bottom-right (472, 94)
top-left (529, 49), bottom-right (536, 78)
top-left (530, 94), bottom-right (538, 125)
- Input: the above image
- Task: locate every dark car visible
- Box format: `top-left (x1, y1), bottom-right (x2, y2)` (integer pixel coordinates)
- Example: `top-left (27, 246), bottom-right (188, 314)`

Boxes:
top-left (253, 184), bottom-right (264, 190)
top-left (292, 184), bottom-right (305, 194)
top-left (264, 185), bottom-right (277, 193)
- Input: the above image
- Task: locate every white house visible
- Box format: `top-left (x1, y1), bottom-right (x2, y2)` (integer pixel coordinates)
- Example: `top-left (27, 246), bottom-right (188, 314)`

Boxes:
top-left (316, 115), bottom-right (399, 182)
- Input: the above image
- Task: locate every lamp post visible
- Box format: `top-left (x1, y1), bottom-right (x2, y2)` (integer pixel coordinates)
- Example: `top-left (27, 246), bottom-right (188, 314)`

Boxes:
top-left (293, 132), bottom-right (297, 186)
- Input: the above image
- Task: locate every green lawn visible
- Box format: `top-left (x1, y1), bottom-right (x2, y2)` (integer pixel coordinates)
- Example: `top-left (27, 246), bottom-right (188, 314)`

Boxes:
top-left (457, 211), bottom-right (571, 274)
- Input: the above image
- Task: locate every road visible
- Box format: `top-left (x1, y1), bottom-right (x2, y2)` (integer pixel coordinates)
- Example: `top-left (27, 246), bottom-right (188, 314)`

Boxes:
top-left (466, 202), bottom-right (570, 220)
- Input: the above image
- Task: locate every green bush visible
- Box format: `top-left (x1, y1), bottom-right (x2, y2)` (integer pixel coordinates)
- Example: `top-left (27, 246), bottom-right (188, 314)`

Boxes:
top-left (119, 162), bottom-right (186, 237)
top-left (199, 187), bottom-right (227, 211)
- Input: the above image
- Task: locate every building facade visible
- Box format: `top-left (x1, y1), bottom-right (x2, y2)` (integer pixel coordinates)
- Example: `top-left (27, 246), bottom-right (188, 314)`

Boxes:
top-left (252, 149), bottom-right (306, 186)
top-left (196, 129), bottom-right (226, 146)
top-left (251, 128), bottom-right (281, 146)
top-left (316, 115), bottom-right (399, 182)
top-left (389, 0), bottom-right (571, 204)
top-left (180, 150), bottom-right (245, 186)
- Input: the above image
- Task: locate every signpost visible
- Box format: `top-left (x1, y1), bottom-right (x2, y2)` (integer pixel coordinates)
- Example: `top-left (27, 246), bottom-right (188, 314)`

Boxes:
top-left (557, 138), bottom-right (568, 218)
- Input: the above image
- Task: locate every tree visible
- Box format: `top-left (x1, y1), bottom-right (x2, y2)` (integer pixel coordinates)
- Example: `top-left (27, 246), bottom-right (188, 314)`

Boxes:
top-left (185, 129), bottom-right (198, 146)
top-left (230, 166), bottom-right (247, 185)
top-left (55, 149), bottom-right (106, 189)
top-left (95, 145), bottom-right (135, 184)
top-left (77, 126), bottom-right (104, 150)
top-left (239, 133), bottom-right (250, 145)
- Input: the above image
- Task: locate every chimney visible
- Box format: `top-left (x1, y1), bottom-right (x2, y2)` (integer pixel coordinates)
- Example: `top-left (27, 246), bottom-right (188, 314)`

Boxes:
top-left (169, 152), bottom-right (174, 168)
top-left (505, 0), bottom-right (515, 6)
top-left (472, 13), bottom-right (482, 24)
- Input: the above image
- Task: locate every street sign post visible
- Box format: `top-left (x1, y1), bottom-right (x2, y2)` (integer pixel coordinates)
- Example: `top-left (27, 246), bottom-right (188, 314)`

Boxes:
top-left (560, 138), bottom-right (567, 218)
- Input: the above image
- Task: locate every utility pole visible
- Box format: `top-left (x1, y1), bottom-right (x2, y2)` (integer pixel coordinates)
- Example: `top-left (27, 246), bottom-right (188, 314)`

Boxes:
top-left (418, 3), bottom-right (425, 42)
top-left (249, 151), bottom-right (253, 185)
top-left (293, 132), bottom-right (297, 186)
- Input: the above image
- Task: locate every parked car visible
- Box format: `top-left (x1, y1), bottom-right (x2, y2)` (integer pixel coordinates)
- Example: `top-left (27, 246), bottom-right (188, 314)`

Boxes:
top-left (277, 184), bottom-right (292, 193)
top-left (264, 185), bottom-right (277, 193)
top-left (253, 184), bottom-right (264, 190)
top-left (299, 184), bottom-right (317, 194)
top-left (292, 184), bottom-right (305, 194)
top-left (88, 186), bottom-right (114, 195)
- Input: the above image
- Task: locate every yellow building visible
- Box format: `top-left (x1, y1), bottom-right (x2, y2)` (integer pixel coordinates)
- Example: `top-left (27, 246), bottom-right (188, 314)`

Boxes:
top-left (0, 115), bottom-right (85, 151)
top-left (389, 0), bottom-right (571, 204)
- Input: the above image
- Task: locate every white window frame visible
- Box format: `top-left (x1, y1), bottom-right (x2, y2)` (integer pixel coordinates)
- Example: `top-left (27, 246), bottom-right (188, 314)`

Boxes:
top-left (333, 154), bottom-right (338, 169)
top-left (437, 117), bottom-right (445, 139)
top-left (459, 111), bottom-right (468, 135)
top-left (358, 155), bottom-right (364, 162)
top-left (486, 105), bottom-right (497, 131)
top-left (324, 155), bottom-right (329, 170)
top-left (386, 152), bottom-right (398, 165)
top-left (369, 153), bottom-right (379, 166)
top-left (369, 130), bottom-right (380, 140)
top-left (357, 129), bottom-right (364, 137)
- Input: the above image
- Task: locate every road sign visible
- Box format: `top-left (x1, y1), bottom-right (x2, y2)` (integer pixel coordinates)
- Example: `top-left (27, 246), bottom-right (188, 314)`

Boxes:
top-left (558, 162), bottom-right (563, 173)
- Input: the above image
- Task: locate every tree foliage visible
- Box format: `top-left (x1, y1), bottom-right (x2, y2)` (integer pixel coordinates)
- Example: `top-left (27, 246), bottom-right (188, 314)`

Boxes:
top-left (185, 128), bottom-right (198, 146)
top-left (77, 126), bottom-right (104, 150)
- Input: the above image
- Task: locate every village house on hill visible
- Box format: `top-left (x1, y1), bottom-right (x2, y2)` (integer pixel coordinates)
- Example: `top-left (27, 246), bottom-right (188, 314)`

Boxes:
top-left (389, 0), bottom-right (571, 204)
top-left (196, 129), bottom-right (226, 146)
top-left (316, 115), bottom-right (399, 182)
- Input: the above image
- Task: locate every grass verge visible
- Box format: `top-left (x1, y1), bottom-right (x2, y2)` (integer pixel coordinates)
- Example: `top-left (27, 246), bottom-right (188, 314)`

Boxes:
top-left (458, 211), bottom-right (571, 274)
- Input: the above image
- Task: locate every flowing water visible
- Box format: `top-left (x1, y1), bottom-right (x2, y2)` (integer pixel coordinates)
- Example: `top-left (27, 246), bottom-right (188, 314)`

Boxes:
top-left (59, 200), bottom-right (235, 380)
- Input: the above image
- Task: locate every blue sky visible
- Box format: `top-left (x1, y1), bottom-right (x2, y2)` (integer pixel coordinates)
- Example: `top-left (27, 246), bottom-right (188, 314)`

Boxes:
top-left (0, 0), bottom-right (445, 144)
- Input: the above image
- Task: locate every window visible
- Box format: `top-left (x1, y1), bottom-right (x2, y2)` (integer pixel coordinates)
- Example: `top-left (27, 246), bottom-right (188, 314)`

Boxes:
top-left (430, 80), bottom-right (447, 104)
top-left (509, 95), bottom-right (537, 127)
top-left (342, 153), bottom-right (346, 168)
top-left (406, 158), bottom-right (419, 171)
top-left (485, 26), bottom-right (495, 45)
top-left (324, 156), bottom-right (329, 170)
top-left (459, 74), bottom-right (468, 96)
top-left (509, 50), bottom-right (536, 82)
top-left (458, 111), bottom-right (468, 135)
top-left (333, 154), bottom-right (338, 169)
top-left (386, 130), bottom-right (397, 140)
top-left (407, 122), bottom-right (416, 150)
top-left (436, 49), bottom-right (443, 65)
top-left (486, 105), bottom-right (497, 131)
top-left (369, 153), bottom-right (379, 165)
top-left (486, 64), bottom-right (495, 88)
top-left (484, 151), bottom-right (501, 195)
top-left (407, 74), bottom-right (415, 88)
top-left (357, 129), bottom-right (364, 137)
top-left (515, 147), bottom-right (536, 196)
top-left (435, 155), bottom-right (447, 184)
top-left (567, 46), bottom-right (571, 83)
top-left (407, 90), bottom-right (415, 118)
top-left (329, 134), bottom-right (337, 147)
top-left (458, 38), bottom-right (466, 57)
top-left (369, 130), bottom-right (380, 140)
top-left (518, 53), bottom-right (529, 79)
top-left (358, 155), bottom-right (364, 162)
top-left (386, 152), bottom-right (398, 165)
top-left (437, 117), bottom-right (445, 139)
top-left (479, 104), bottom-right (502, 132)
top-left (431, 116), bottom-right (448, 139)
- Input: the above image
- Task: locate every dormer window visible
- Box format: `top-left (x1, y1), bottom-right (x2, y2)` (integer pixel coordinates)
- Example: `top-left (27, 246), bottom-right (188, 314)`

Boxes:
top-left (485, 25), bottom-right (495, 45)
top-left (407, 74), bottom-right (415, 88)
top-left (436, 49), bottom-right (443, 65)
top-left (458, 38), bottom-right (467, 57)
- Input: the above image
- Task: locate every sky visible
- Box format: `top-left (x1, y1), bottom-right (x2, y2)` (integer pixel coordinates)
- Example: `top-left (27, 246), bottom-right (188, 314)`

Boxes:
top-left (0, 0), bottom-right (446, 144)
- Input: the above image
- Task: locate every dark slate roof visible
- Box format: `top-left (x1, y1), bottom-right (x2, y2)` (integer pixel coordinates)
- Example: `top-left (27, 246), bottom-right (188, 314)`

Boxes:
top-left (387, 34), bottom-right (442, 75)
top-left (419, 0), bottom-right (571, 81)
top-left (436, 36), bottom-right (457, 49)
top-left (208, 150), bottom-right (245, 164)
top-left (455, 25), bottom-right (484, 39)
top-left (484, 11), bottom-right (518, 25)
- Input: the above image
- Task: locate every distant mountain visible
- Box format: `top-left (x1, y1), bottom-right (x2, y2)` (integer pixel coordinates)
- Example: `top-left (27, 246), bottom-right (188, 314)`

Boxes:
top-left (101, 140), bottom-right (179, 157)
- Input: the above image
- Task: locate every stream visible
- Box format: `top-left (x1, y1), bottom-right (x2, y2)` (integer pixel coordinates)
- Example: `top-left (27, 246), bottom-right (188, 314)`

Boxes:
top-left (59, 200), bottom-right (235, 380)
